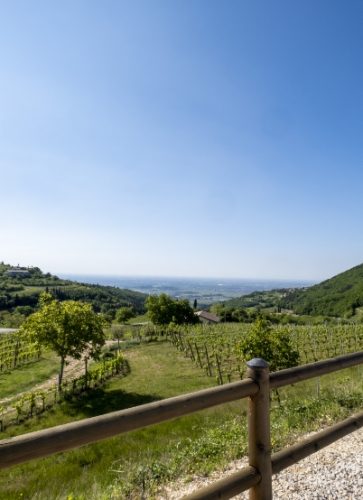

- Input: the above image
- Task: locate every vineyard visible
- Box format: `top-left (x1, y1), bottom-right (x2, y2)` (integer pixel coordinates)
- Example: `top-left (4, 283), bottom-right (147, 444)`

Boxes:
top-left (167, 323), bottom-right (363, 384)
top-left (0, 332), bottom-right (130, 432)
top-left (0, 332), bottom-right (41, 372)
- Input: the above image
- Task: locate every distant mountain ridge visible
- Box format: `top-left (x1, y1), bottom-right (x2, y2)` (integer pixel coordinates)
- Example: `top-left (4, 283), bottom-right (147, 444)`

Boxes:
top-left (280, 263), bottom-right (363, 317)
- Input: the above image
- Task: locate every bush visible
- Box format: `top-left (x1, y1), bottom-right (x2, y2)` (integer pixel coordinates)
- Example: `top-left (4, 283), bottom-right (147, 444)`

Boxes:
top-left (239, 319), bottom-right (299, 372)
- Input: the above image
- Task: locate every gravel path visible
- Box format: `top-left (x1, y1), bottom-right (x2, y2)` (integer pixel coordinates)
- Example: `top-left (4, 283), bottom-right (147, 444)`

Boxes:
top-left (162, 426), bottom-right (363, 499)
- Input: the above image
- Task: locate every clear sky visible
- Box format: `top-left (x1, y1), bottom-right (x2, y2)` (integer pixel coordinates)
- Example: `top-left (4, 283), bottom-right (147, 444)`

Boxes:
top-left (1, 1), bottom-right (363, 281)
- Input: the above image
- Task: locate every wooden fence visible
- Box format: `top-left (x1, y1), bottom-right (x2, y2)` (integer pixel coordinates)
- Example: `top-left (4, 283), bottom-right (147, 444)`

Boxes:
top-left (0, 351), bottom-right (362, 499)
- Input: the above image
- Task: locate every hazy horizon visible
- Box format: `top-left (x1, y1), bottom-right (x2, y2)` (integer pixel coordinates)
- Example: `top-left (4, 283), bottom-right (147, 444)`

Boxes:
top-left (57, 272), bottom-right (315, 304)
top-left (59, 272), bottom-right (315, 284)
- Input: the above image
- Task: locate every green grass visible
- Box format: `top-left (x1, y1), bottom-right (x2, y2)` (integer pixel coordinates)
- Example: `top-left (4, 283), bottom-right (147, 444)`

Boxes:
top-left (0, 342), bottom-right (361, 499)
top-left (129, 313), bottom-right (149, 324)
top-left (14, 285), bottom-right (48, 296)
top-left (0, 351), bottom-right (59, 400)
top-left (0, 342), bottom-right (230, 499)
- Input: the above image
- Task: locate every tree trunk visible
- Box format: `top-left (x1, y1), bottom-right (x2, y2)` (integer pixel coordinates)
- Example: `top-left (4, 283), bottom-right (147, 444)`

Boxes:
top-left (84, 357), bottom-right (88, 389)
top-left (58, 356), bottom-right (65, 391)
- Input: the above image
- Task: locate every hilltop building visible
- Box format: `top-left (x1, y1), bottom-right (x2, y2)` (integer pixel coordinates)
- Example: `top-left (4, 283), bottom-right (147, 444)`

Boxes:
top-left (195, 310), bottom-right (221, 324)
top-left (4, 267), bottom-right (30, 278)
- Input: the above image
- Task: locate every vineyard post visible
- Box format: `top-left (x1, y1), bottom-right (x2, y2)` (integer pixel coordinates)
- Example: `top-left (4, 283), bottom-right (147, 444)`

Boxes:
top-left (204, 344), bottom-right (212, 376)
top-left (215, 353), bottom-right (223, 385)
top-left (187, 340), bottom-right (195, 362)
top-left (13, 335), bottom-right (20, 368)
top-left (194, 343), bottom-right (202, 368)
top-left (179, 332), bottom-right (185, 352)
top-left (176, 330), bottom-right (181, 347)
top-left (247, 358), bottom-right (272, 500)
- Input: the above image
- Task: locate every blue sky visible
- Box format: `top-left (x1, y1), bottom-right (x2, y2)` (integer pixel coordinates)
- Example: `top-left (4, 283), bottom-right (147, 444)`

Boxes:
top-left (1, 1), bottom-right (363, 280)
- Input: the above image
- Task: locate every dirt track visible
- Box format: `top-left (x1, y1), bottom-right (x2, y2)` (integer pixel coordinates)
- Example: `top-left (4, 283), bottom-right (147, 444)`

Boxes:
top-left (0, 340), bottom-right (118, 407)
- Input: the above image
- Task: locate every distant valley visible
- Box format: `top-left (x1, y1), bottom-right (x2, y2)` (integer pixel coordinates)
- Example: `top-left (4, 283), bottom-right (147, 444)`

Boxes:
top-left (59, 274), bottom-right (313, 306)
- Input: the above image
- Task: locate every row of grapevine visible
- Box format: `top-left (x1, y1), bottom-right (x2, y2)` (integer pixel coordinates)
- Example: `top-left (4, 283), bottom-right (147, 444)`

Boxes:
top-left (167, 323), bottom-right (363, 384)
top-left (0, 353), bottom-right (129, 431)
top-left (0, 332), bottom-right (41, 372)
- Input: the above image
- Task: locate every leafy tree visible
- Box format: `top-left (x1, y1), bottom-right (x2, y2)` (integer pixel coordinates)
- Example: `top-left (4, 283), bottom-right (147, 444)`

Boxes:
top-left (231, 308), bottom-right (249, 322)
top-left (193, 299), bottom-right (198, 310)
top-left (115, 306), bottom-right (135, 324)
top-left (14, 305), bottom-right (33, 316)
top-left (146, 294), bottom-right (174, 325)
top-left (239, 318), bottom-right (299, 372)
top-left (20, 292), bottom-right (106, 390)
top-left (146, 294), bottom-right (198, 325)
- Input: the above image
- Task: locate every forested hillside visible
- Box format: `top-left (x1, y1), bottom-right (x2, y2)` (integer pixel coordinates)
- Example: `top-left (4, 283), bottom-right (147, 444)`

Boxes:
top-left (219, 289), bottom-right (288, 310)
top-left (281, 263), bottom-right (363, 317)
top-left (216, 263), bottom-right (363, 320)
top-left (0, 263), bottom-right (146, 326)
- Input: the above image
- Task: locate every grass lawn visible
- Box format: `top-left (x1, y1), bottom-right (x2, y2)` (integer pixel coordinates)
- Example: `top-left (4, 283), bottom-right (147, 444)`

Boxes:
top-left (129, 313), bottom-right (150, 324)
top-left (0, 351), bottom-right (59, 400)
top-left (0, 342), bottom-right (361, 499)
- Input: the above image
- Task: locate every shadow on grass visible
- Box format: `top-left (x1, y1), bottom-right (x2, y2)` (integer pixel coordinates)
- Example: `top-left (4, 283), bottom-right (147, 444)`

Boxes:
top-left (64, 388), bottom-right (160, 418)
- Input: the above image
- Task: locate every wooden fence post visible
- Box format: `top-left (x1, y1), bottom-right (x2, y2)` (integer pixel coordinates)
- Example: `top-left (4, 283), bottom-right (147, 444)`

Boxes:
top-left (247, 358), bottom-right (272, 500)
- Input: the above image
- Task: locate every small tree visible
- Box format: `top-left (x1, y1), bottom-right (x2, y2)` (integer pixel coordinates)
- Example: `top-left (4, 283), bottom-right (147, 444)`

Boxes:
top-left (146, 294), bottom-right (198, 325)
top-left (115, 306), bottom-right (135, 324)
top-left (239, 318), bottom-right (299, 372)
top-left (20, 293), bottom-right (105, 390)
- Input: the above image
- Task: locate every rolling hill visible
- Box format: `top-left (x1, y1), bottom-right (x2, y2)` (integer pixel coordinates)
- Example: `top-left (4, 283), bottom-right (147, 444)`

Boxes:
top-left (280, 263), bottom-right (363, 317)
top-left (0, 262), bottom-right (147, 327)
top-left (218, 263), bottom-right (363, 319)
top-left (218, 288), bottom-right (290, 310)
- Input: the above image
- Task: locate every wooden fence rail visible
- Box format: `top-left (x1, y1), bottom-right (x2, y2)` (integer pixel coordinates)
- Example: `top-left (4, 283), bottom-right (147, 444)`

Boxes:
top-left (0, 350), bottom-right (362, 499)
